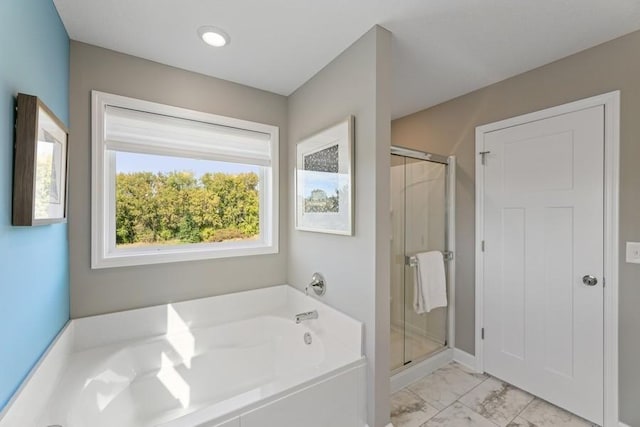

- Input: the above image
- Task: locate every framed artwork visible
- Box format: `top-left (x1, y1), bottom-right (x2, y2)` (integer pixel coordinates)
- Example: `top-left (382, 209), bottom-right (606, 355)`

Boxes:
top-left (13, 93), bottom-right (69, 226)
top-left (295, 116), bottom-right (354, 235)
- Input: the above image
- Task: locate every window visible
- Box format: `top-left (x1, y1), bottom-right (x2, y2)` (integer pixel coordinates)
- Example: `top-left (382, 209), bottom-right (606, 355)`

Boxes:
top-left (91, 91), bottom-right (279, 268)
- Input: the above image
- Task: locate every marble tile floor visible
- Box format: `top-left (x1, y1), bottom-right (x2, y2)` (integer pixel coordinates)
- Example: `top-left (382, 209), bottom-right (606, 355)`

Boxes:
top-left (391, 362), bottom-right (598, 427)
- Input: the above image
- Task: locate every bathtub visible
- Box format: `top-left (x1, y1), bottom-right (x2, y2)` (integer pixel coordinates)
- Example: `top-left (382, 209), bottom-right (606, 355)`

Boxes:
top-left (0, 285), bottom-right (366, 427)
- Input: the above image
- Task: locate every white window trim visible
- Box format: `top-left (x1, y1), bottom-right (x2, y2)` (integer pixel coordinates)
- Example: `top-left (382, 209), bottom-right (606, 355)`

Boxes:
top-left (91, 91), bottom-right (279, 269)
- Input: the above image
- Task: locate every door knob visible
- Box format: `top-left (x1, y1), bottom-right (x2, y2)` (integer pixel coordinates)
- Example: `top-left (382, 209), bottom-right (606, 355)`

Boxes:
top-left (582, 275), bottom-right (598, 286)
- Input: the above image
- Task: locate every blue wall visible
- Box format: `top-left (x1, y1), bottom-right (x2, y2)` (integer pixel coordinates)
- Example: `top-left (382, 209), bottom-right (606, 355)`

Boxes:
top-left (0, 0), bottom-right (70, 411)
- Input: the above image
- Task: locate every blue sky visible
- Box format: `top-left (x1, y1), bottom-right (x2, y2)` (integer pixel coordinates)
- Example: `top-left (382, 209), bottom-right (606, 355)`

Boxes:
top-left (302, 171), bottom-right (340, 197)
top-left (117, 152), bottom-right (346, 198)
top-left (116, 152), bottom-right (258, 177)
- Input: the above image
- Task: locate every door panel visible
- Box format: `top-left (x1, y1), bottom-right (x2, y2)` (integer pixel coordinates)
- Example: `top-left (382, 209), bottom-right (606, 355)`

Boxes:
top-left (482, 105), bottom-right (604, 424)
top-left (543, 207), bottom-right (575, 377)
top-left (501, 207), bottom-right (526, 360)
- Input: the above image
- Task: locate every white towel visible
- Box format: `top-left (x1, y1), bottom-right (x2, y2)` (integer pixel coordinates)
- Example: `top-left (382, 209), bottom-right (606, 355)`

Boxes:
top-left (413, 251), bottom-right (448, 314)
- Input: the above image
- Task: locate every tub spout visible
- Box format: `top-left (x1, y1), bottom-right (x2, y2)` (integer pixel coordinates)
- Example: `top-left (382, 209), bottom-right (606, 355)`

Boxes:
top-left (295, 310), bottom-right (318, 324)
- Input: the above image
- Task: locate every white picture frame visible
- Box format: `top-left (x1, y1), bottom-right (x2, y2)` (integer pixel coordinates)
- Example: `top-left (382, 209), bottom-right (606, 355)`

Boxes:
top-left (295, 116), bottom-right (354, 235)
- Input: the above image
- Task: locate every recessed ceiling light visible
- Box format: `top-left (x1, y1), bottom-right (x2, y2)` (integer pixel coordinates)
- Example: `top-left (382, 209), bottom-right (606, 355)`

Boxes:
top-left (197, 26), bottom-right (230, 47)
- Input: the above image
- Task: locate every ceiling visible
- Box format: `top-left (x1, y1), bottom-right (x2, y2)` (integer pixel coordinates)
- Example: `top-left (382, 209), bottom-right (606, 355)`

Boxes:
top-left (54, 0), bottom-right (640, 119)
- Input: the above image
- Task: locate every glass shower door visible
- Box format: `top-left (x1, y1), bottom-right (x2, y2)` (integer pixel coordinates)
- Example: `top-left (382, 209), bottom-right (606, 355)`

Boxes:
top-left (403, 157), bottom-right (447, 364)
top-left (390, 154), bottom-right (449, 371)
top-left (390, 155), bottom-right (407, 371)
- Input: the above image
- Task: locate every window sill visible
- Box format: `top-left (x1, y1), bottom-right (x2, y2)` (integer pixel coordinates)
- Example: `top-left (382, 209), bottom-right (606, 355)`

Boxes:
top-left (91, 241), bottom-right (278, 269)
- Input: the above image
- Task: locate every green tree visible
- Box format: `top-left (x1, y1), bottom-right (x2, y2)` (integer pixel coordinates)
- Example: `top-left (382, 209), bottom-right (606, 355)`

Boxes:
top-left (115, 170), bottom-right (260, 246)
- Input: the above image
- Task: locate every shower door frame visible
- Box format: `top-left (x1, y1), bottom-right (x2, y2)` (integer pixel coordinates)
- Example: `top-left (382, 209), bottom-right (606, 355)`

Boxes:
top-left (390, 145), bottom-right (456, 374)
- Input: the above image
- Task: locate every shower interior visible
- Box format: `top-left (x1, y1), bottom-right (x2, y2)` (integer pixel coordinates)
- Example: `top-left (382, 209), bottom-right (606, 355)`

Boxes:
top-left (390, 146), bottom-right (455, 373)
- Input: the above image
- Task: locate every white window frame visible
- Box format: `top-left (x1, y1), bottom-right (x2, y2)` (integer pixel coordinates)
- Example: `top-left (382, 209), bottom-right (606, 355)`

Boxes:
top-left (91, 91), bottom-right (279, 269)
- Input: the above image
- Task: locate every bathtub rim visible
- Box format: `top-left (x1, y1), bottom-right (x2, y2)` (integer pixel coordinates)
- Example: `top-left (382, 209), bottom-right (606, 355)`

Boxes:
top-left (71, 284), bottom-right (362, 356)
top-left (0, 284), bottom-right (364, 426)
top-left (0, 320), bottom-right (74, 425)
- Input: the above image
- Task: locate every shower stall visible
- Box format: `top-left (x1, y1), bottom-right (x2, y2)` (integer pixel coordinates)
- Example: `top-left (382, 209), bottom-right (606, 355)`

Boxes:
top-left (390, 146), bottom-right (455, 379)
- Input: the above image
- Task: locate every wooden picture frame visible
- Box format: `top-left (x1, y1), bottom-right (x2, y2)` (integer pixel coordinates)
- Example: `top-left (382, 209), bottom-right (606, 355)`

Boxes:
top-left (295, 116), bottom-right (354, 235)
top-left (13, 93), bottom-right (69, 226)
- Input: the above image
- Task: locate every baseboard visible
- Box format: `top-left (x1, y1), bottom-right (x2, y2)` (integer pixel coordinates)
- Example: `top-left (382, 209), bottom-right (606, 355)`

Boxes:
top-left (453, 348), bottom-right (480, 372)
top-left (619, 422), bottom-right (630, 427)
top-left (390, 348), bottom-right (453, 393)
top-left (0, 321), bottom-right (74, 426)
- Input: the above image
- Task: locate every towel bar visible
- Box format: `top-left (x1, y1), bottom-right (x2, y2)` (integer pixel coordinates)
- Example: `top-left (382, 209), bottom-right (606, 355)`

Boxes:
top-left (406, 251), bottom-right (453, 266)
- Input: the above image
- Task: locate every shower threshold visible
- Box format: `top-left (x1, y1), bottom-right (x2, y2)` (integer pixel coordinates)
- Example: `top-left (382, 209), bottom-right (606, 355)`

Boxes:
top-left (390, 346), bottom-right (453, 393)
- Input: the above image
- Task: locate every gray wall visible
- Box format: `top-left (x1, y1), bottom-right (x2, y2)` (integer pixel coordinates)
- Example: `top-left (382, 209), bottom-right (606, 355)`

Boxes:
top-left (69, 41), bottom-right (289, 318)
top-left (70, 34), bottom-right (394, 427)
top-left (288, 26), bottom-right (391, 427)
top-left (392, 29), bottom-right (640, 426)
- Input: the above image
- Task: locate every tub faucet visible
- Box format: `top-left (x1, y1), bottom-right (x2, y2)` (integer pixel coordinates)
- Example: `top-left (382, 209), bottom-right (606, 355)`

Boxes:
top-left (295, 310), bottom-right (318, 324)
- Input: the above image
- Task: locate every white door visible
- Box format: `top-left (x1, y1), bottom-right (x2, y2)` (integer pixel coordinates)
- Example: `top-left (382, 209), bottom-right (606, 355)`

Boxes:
top-left (481, 105), bottom-right (604, 424)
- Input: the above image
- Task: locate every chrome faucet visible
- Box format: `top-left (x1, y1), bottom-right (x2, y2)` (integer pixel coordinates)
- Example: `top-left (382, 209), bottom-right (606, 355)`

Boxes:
top-left (295, 310), bottom-right (319, 324)
top-left (305, 272), bottom-right (326, 296)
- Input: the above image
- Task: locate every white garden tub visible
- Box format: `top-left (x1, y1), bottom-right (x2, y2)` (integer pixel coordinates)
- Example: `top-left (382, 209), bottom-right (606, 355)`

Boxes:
top-left (0, 285), bottom-right (366, 427)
